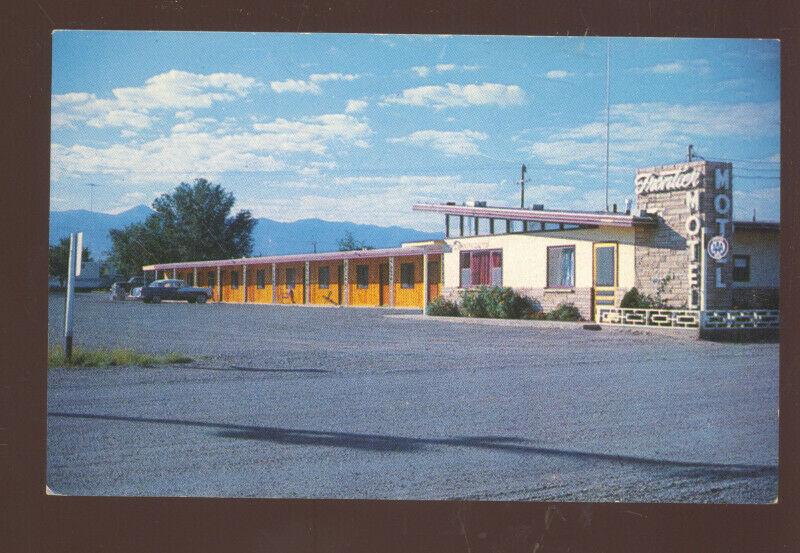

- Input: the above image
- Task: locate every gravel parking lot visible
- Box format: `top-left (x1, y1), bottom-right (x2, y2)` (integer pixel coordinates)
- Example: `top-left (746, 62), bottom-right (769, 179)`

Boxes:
top-left (47, 292), bottom-right (778, 502)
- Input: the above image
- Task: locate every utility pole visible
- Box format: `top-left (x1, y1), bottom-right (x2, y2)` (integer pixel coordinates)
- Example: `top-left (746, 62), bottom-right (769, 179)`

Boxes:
top-left (84, 182), bottom-right (99, 212)
top-left (519, 164), bottom-right (527, 208)
top-left (688, 144), bottom-right (694, 162)
top-left (311, 241), bottom-right (317, 253)
top-left (605, 37), bottom-right (611, 213)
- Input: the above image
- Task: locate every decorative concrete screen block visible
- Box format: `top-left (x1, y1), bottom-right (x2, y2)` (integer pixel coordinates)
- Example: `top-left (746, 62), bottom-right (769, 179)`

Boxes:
top-left (701, 310), bottom-right (779, 329)
top-left (597, 307), bottom-right (701, 328)
top-left (634, 161), bottom-right (733, 310)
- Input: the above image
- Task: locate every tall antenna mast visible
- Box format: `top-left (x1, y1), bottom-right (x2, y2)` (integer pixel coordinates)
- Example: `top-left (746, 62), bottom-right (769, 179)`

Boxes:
top-left (605, 37), bottom-right (611, 213)
top-left (520, 164), bottom-right (527, 208)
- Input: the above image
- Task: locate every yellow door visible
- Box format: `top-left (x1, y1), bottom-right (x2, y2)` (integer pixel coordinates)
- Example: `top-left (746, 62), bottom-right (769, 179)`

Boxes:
top-left (593, 242), bottom-right (618, 321)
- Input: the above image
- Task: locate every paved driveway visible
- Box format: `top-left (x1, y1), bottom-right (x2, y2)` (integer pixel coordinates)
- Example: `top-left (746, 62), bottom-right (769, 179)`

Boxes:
top-left (47, 293), bottom-right (778, 501)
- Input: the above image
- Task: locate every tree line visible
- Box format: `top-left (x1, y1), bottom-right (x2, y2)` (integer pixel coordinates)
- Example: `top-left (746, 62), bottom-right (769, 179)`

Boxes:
top-left (49, 178), bottom-right (372, 282)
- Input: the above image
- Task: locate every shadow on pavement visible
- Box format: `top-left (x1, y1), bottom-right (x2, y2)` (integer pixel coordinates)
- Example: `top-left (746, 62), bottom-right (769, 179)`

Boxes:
top-left (48, 411), bottom-right (777, 479)
top-left (188, 365), bottom-right (333, 374)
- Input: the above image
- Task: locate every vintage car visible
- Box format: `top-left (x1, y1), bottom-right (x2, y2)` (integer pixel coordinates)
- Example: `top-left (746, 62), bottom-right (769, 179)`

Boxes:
top-left (140, 279), bottom-right (212, 304)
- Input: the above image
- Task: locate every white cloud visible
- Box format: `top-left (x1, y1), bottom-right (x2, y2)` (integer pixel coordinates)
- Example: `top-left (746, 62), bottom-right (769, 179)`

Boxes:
top-left (651, 62), bottom-right (684, 74)
top-left (733, 186), bottom-right (780, 221)
top-left (388, 129), bottom-right (487, 156)
top-left (241, 175), bottom-right (501, 229)
top-left (52, 113), bottom-right (371, 183)
top-left (175, 110), bottom-right (194, 120)
top-left (546, 70), bottom-right (573, 80)
top-left (270, 79), bottom-right (321, 94)
top-left (309, 72), bottom-right (359, 82)
top-left (769, 153), bottom-right (780, 162)
top-left (633, 59), bottom-right (710, 76)
top-left (411, 64), bottom-right (481, 77)
top-left (52, 70), bottom-right (259, 129)
top-left (270, 72), bottom-right (360, 95)
top-left (527, 101), bottom-right (779, 166)
top-left (382, 83), bottom-right (525, 109)
top-left (345, 99), bottom-right (368, 113)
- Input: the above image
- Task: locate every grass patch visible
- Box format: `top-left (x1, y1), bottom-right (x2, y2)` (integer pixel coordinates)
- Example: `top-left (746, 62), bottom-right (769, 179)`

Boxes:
top-left (48, 346), bottom-right (193, 368)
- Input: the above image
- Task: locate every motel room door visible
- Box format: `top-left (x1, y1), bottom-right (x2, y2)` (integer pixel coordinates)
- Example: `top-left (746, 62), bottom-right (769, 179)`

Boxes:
top-left (593, 242), bottom-right (618, 321)
top-left (337, 264), bottom-right (344, 305)
top-left (379, 264), bottom-right (390, 306)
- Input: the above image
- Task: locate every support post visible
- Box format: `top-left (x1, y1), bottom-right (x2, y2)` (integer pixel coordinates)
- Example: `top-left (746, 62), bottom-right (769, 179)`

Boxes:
top-left (445, 214), bottom-right (450, 238)
top-left (63, 232), bottom-right (77, 360)
top-left (304, 261), bottom-right (310, 304)
top-left (422, 252), bottom-right (429, 314)
top-left (700, 226), bottom-right (707, 311)
top-left (506, 219), bottom-right (512, 233)
top-left (192, 267), bottom-right (197, 287)
top-left (388, 256), bottom-right (395, 307)
top-left (242, 264), bottom-right (247, 303)
top-left (459, 216), bottom-right (464, 236)
top-left (172, 268), bottom-right (177, 279)
top-left (217, 266), bottom-right (222, 302)
top-left (489, 218), bottom-right (495, 235)
top-left (271, 263), bottom-right (277, 303)
top-left (343, 259), bottom-right (350, 306)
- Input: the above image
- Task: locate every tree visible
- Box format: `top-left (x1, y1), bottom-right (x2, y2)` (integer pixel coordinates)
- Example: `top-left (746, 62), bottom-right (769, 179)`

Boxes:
top-left (49, 237), bottom-right (92, 288)
top-left (108, 179), bottom-right (256, 276)
top-left (337, 231), bottom-right (373, 251)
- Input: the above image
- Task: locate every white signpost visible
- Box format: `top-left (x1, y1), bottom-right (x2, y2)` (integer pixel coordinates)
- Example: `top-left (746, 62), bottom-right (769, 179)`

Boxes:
top-left (64, 231), bottom-right (83, 360)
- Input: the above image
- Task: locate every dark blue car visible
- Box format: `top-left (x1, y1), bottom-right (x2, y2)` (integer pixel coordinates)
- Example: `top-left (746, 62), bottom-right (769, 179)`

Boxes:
top-left (140, 279), bottom-right (212, 304)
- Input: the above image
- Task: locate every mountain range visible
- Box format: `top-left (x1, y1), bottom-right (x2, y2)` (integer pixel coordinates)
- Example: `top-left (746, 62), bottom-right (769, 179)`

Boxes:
top-left (49, 205), bottom-right (441, 259)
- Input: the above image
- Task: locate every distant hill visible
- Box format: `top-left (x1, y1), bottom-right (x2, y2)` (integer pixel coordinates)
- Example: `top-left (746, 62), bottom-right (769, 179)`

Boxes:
top-left (49, 205), bottom-right (441, 259)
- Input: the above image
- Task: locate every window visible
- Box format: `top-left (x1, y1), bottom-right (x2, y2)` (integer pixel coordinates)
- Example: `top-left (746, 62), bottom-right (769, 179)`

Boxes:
top-left (231, 270), bottom-right (239, 289)
top-left (256, 269), bottom-right (266, 289)
top-left (459, 252), bottom-right (471, 287)
top-left (547, 246), bottom-right (575, 288)
top-left (356, 265), bottom-right (369, 289)
top-left (285, 268), bottom-right (296, 290)
top-left (400, 263), bottom-right (415, 289)
top-left (318, 266), bottom-right (330, 289)
top-left (733, 255), bottom-right (751, 282)
top-left (208, 271), bottom-right (216, 287)
top-left (459, 250), bottom-right (502, 287)
top-left (595, 246), bottom-right (616, 287)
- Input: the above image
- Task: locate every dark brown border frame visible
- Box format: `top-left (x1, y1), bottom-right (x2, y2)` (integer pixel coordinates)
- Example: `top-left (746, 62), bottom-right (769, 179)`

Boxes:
top-left (4, 1), bottom-right (798, 551)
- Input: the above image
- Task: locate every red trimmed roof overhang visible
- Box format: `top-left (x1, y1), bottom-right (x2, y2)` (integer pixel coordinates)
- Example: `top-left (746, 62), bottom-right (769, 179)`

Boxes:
top-left (143, 245), bottom-right (444, 271)
top-left (412, 203), bottom-right (657, 228)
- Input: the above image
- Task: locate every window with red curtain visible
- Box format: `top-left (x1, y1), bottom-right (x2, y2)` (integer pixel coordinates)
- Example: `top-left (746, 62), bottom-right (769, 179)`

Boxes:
top-left (460, 249), bottom-right (502, 287)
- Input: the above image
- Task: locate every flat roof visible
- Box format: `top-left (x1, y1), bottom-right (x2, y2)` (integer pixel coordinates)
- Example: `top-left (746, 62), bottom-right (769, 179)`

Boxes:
top-left (412, 203), bottom-right (657, 228)
top-left (733, 221), bottom-right (780, 232)
top-left (143, 244), bottom-right (444, 271)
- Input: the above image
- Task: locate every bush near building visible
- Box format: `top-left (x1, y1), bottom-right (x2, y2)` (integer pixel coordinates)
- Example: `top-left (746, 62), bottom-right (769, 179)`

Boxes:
top-left (426, 297), bottom-right (462, 317)
top-left (425, 288), bottom-right (581, 321)
top-left (460, 286), bottom-right (536, 319)
top-left (544, 303), bottom-right (583, 321)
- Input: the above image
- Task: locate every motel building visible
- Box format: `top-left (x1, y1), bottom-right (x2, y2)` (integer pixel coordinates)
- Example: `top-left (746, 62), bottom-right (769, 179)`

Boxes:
top-left (144, 160), bottom-right (779, 330)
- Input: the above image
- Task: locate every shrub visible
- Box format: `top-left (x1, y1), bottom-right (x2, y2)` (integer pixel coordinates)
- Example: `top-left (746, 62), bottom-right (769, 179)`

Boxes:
top-left (545, 302), bottom-right (583, 321)
top-left (426, 297), bottom-right (461, 317)
top-left (619, 287), bottom-right (654, 308)
top-left (460, 286), bottom-right (534, 319)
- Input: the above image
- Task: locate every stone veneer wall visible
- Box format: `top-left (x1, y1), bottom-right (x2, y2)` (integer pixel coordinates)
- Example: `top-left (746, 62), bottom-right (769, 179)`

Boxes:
top-left (634, 161), bottom-right (733, 309)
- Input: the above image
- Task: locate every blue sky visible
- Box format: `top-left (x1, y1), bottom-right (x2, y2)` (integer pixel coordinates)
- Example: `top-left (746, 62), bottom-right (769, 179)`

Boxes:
top-left (51, 32), bottom-right (780, 230)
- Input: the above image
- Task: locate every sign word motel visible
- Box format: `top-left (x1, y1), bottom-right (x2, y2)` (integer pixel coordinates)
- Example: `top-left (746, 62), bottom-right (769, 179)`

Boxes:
top-left (635, 166), bottom-right (702, 195)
